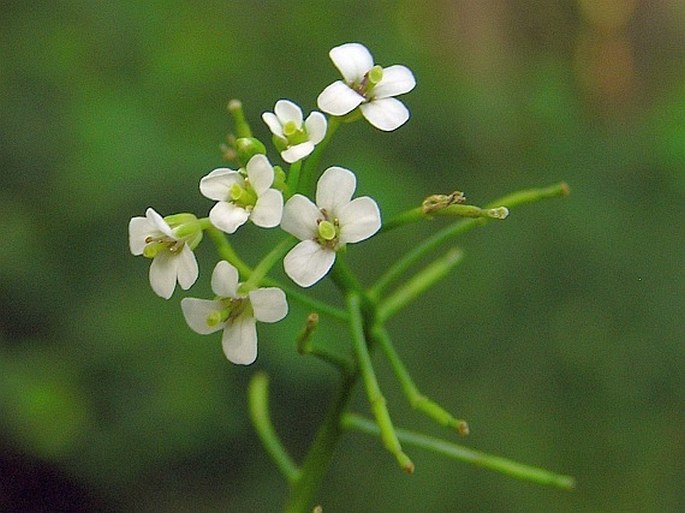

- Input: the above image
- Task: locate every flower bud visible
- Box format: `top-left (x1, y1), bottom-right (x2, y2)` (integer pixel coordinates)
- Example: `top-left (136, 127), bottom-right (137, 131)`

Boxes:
top-left (235, 137), bottom-right (266, 165)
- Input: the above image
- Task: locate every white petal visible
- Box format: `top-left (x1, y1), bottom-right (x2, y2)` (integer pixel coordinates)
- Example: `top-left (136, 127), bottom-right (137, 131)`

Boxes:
top-left (304, 111), bottom-right (327, 144)
top-left (338, 196), bottom-right (382, 244)
top-left (149, 252), bottom-right (177, 299)
top-left (329, 42), bottom-right (374, 83)
top-left (129, 216), bottom-right (154, 255)
top-left (317, 81), bottom-right (364, 116)
top-left (372, 65), bottom-right (416, 98)
top-left (281, 142), bottom-right (315, 163)
top-left (251, 189), bottom-right (283, 228)
top-left (359, 98), bottom-right (409, 131)
top-left (181, 298), bottom-right (225, 335)
top-left (246, 154), bottom-right (274, 195)
top-left (274, 99), bottom-right (303, 126)
top-left (211, 260), bottom-right (239, 298)
top-left (316, 166), bottom-right (356, 214)
top-left (249, 288), bottom-right (288, 323)
top-left (283, 240), bottom-right (336, 288)
top-left (222, 315), bottom-right (258, 365)
top-left (262, 112), bottom-right (284, 137)
top-left (209, 201), bottom-right (250, 234)
top-left (146, 208), bottom-right (173, 237)
top-left (176, 245), bottom-right (199, 290)
top-left (281, 194), bottom-right (321, 240)
top-left (200, 168), bottom-right (242, 201)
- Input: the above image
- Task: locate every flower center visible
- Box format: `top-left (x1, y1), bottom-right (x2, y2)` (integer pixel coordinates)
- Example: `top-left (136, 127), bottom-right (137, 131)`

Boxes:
top-left (142, 235), bottom-right (184, 258)
top-left (229, 181), bottom-right (258, 210)
top-left (354, 65), bottom-right (384, 99)
top-left (315, 209), bottom-right (340, 249)
top-left (282, 120), bottom-right (309, 146)
top-left (206, 297), bottom-right (250, 327)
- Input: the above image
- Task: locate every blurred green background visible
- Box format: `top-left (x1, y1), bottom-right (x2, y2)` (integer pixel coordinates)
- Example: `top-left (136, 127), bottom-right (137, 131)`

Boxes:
top-left (1, 1), bottom-right (683, 511)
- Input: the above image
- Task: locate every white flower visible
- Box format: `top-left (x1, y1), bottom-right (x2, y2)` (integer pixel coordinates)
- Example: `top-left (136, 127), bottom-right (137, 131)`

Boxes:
top-left (181, 261), bottom-right (288, 365)
top-left (317, 42), bottom-right (416, 131)
top-left (129, 208), bottom-right (200, 299)
top-left (200, 154), bottom-right (283, 234)
top-left (281, 166), bottom-right (381, 287)
top-left (262, 100), bottom-right (327, 163)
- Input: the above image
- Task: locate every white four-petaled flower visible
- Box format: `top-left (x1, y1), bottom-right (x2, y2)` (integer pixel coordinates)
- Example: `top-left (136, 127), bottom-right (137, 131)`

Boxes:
top-left (128, 208), bottom-right (201, 299)
top-left (200, 154), bottom-right (283, 234)
top-left (281, 166), bottom-right (381, 287)
top-left (317, 42), bottom-right (416, 131)
top-left (181, 261), bottom-right (288, 365)
top-left (262, 100), bottom-right (327, 163)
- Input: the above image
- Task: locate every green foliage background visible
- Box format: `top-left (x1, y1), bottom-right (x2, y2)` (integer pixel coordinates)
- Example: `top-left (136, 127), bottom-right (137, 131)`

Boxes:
top-left (1, 1), bottom-right (683, 511)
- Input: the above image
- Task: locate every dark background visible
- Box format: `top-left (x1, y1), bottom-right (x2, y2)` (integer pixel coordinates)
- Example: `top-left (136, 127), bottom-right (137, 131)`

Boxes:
top-left (1, 1), bottom-right (683, 511)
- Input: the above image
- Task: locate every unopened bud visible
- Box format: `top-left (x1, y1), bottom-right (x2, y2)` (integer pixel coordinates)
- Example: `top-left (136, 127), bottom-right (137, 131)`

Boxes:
top-left (235, 137), bottom-right (266, 165)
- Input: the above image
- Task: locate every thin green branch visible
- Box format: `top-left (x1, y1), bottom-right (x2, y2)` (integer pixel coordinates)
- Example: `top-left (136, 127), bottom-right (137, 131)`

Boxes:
top-left (342, 413), bottom-right (575, 490)
top-left (297, 313), bottom-right (355, 374)
top-left (262, 277), bottom-right (348, 322)
top-left (243, 237), bottom-right (294, 291)
top-left (371, 182), bottom-right (569, 297)
top-left (248, 372), bottom-right (301, 485)
top-left (285, 160), bottom-right (302, 197)
top-left (375, 248), bottom-right (464, 321)
top-left (298, 116), bottom-right (341, 196)
top-left (346, 293), bottom-right (414, 473)
top-left (370, 324), bottom-right (469, 435)
top-left (206, 226), bottom-right (252, 278)
top-left (228, 99), bottom-right (252, 138)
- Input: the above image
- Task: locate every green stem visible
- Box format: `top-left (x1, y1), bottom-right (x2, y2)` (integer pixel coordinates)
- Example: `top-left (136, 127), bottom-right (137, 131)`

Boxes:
top-left (286, 160), bottom-right (302, 197)
top-left (346, 293), bottom-right (414, 473)
top-left (228, 99), bottom-right (252, 138)
top-left (298, 116), bottom-right (342, 196)
top-left (243, 237), bottom-right (293, 290)
top-left (370, 324), bottom-right (469, 435)
top-left (342, 413), bottom-right (575, 490)
top-left (262, 277), bottom-right (348, 322)
top-left (284, 372), bottom-right (357, 513)
top-left (371, 182), bottom-right (569, 297)
top-left (206, 226), bottom-right (252, 278)
top-left (375, 248), bottom-right (464, 321)
top-left (248, 372), bottom-right (301, 485)
top-left (297, 313), bottom-right (355, 375)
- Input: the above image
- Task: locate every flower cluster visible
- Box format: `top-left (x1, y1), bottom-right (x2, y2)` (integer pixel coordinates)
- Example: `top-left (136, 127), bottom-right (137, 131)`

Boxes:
top-left (129, 42), bottom-right (414, 364)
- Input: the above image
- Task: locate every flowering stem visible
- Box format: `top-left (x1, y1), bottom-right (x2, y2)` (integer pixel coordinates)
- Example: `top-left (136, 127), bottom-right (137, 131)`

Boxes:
top-left (342, 413), bottom-right (576, 490)
top-left (298, 116), bottom-right (342, 196)
top-left (346, 293), bottom-right (414, 474)
top-left (370, 324), bottom-right (469, 435)
top-left (248, 372), bottom-right (301, 485)
top-left (371, 182), bottom-right (570, 297)
top-left (375, 248), bottom-right (464, 321)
